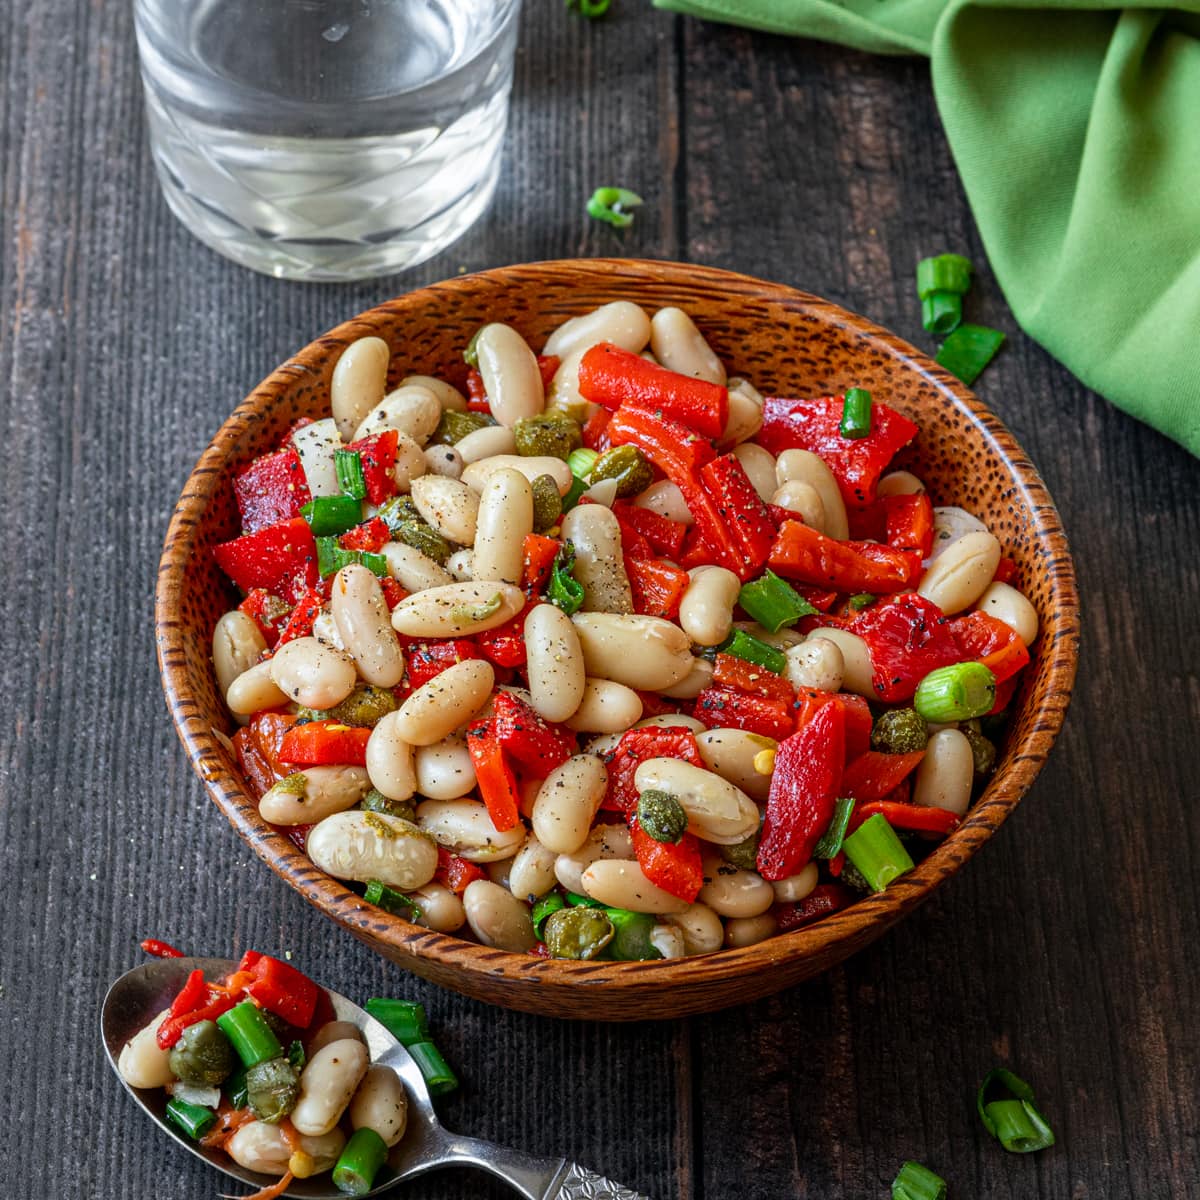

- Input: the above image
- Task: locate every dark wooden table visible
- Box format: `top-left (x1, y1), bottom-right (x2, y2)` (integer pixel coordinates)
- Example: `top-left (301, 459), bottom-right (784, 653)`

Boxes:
top-left (3, 4), bottom-right (1197, 1197)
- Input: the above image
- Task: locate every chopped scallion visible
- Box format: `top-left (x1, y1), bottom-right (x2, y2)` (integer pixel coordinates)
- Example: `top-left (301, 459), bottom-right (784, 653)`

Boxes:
top-left (738, 569), bottom-right (817, 633)
top-left (913, 662), bottom-right (996, 723)
top-left (332, 1127), bottom-right (388, 1196)
top-left (892, 1160), bottom-right (947, 1200)
top-left (565, 891), bottom-right (605, 908)
top-left (287, 1039), bottom-right (306, 1072)
top-left (406, 1040), bottom-right (459, 1095)
top-left (917, 253), bottom-right (972, 298)
top-left (839, 388), bottom-right (873, 439)
top-left (301, 494), bottom-right (363, 537)
top-left (215, 1000), bottom-right (283, 1069)
top-left (586, 186), bottom-right (642, 229)
top-left (532, 891), bottom-right (567, 937)
top-left (365, 998), bottom-right (430, 1047)
top-left (317, 536), bottom-right (388, 579)
top-left (567, 0), bottom-right (612, 15)
top-left (463, 327), bottom-right (484, 369)
top-left (814, 798), bottom-right (856, 859)
top-left (847, 593), bottom-right (875, 611)
top-left (548, 545), bottom-right (584, 615)
top-left (334, 449), bottom-right (366, 500)
top-left (165, 1097), bottom-right (217, 1141)
top-left (567, 447), bottom-right (599, 479)
top-left (364, 879), bottom-right (422, 921)
top-left (936, 323), bottom-right (1005, 386)
top-left (718, 628), bottom-right (787, 675)
top-left (841, 813), bottom-right (914, 891)
top-left (977, 1068), bottom-right (1056, 1152)
top-left (922, 291), bottom-right (963, 336)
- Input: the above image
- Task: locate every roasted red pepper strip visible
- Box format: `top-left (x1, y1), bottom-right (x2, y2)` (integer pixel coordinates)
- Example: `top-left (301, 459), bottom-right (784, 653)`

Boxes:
top-left (465, 369), bottom-right (489, 412)
top-left (491, 691), bottom-right (575, 776)
top-left (522, 535), bottom-right (561, 594)
top-left (625, 557), bottom-right (689, 619)
top-left (758, 395), bottom-right (919, 506)
top-left (466, 720), bottom-right (521, 831)
top-left (883, 491), bottom-right (934, 558)
top-left (214, 517), bottom-right (319, 602)
top-left (434, 846), bottom-right (488, 895)
top-left (536, 354), bottom-right (561, 390)
top-left (603, 726), bottom-right (705, 812)
top-left (630, 819), bottom-right (704, 902)
top-left (578, 342), bottom-right (729, 438)
top-left (238, 589), bottom-right (291, 648)
top-left (142, 938), bottom-right (186, 960)
top-left (245, 955), bottom-right (321, 1027)
top-left (793, 689), bottom-right (872, 759)
top-left (345, 430), bottom-right (400, 506)
top-left (339, 516), bottom-right (391, 553)
top-left (698, 453), bottom-right (777, 577)
top-left (252, 712), bottom-right (301, 772)
top-left (404, 640), bottom-right (481, 690)
top-left (156, 992), bottom-right (238, 1049)
top-left (612, 500), bottom-right (687, 558)
top-left (273, 587), bottom-right (324, 649)
top-left (168, 969), bottom-right (208, 1018)
top-left (768, 520), bottom-right (923, 595)
top-left (773, 883), bottom-right (857, 932)
top-left (278, 721), bottom-right (371, 767)
top-left (475, 609), bottom-right (529, 668)
top-left (852, 592), bottom-right (961, 702)
top-left (840, 750), bottom-right (925, 802)
top-left (694, 684), bottom-right (794, 741)
top-left (234, 448), bottom-right (311, 534)
top-left (847, 800), bottom-right (960, 836)
top-left (378, 577), bottom-right (408, 610)
top-left (613, 515), bottom-right (654, 561)
top-left (582, 406), bottom-right (612, 452)
top-left (712, 653), bottom-right (795, 702)
top-left (233, 726), bottom-right (280, 800)
top-left (994, 556), bottom-right (1019, 586)
top-left (757, 702), bottom-right (845, 881)
top-left (949, 610), bottom-right (1031, 683)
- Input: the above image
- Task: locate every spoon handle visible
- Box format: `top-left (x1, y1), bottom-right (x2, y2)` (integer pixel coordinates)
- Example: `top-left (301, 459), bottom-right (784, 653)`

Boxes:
top-left (543, 1160), bottom-right (653, 1200)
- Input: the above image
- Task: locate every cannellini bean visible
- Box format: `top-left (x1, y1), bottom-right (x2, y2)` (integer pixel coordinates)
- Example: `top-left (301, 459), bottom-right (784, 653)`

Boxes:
top-left (731, 444), bottom-right (777, 503)
top-left (472, 468), bottom-right (532, 585)
top-left (698, 855), bottom-right (774, 918)
top-left (292, 418), bottom-right (342, 497)
top-left (292, 1039), bottom-right (369, 1136)
top-left (311, 608), bottom-right (347, 651)
top-left (918, 530), bottom-right (1001, 614)
top-left (331, 337), bottom-right (390, 441)
top-left (650, 924), bottom-right (687, 959)
top-left (660, 656), bottom-right (714, 699)
top-left (581, 859), bottom-right (691, 914)
top-left (259, 766), bottom-right (370, 825)
top-left (306, 811), bottom-right (438, 888)
top-left (679, 566), bottom-right (741, 647)
top-left (554, 823), bottom-right (634, 894)
top-left (913, 728), bottom-right (974, 816)
top-left (213, 611), bottom-right (268, 700)
top-left (507, 834), bottom-right (559, 902)
top-left (391, 582), bottom-right (525, 637)
top-left (977, 581), bottom-right (1038, 645)
top-left (350, 1065), bottom-right (408, 1147)
top-left (391, 431), bottom-right (428, 491)
top-left (770, 862), bottom-right (819, 903)
top-left (695, 728), bottom-right (777, 802)
top-left (532, 754), bottom-right (608, 855)
top-left (634, 758), bottom-right (759, 844)
top-left (662, 902), bottom-right (725, 956)
top-left (771, 480), bottom-right (826, 532)
top-left (381, 541), bottom-right (454, 593)
top-left (269, 637), bottom-right (357, 709)
top-left (724, 912), bottom-right (778, 948)
top-left (928, 506), bottom-right (989, 560)
top-left (354, 385), bottom-right (441, 444)
top-left (455, 424), bottom-right (517, 464)
top-left (805, 629), bottom-right (874, 696)
top-left (406, 882), bottom-right (467, 933)
top-left (414, 732), bottom-right (476, 800)
top-left (877, 469), bottom-right (925, 497)
top-left (561, 505), bottom-right (633, 614)
top-left (649, 307), bottom-right (726, 384)
top-left (784, 638), bottom-right (845, 693)
top-left (563, 677), bottom-right (644, 732)
top-left (719, 378), bottom-right (765, 449)
top-left (365, 712), bottom-right (417, 801)
top-left (225, 660), bottom-right (289, 715)
top-left (543, 301), bottom-right (651, 359)
top-left (445, 549), bottom-right (474, 581)
top-left (545, 348), bottom-right (588, 414)
top-left (486, 855), bottom-right (513, 889)
top-left (117, 1009), bottom-right (173, 1088)
top-left (774, 449), bottom-right (848, 540)
top-left (423, 443), bottom-right (463, 479)
top-left (332, 564), bottom-right (404, 688)
top-left (410, 475), bottom-right (479, 545)
top-left (633, 713), bottom-right (706, 733)
top-left (476, 324), bottom-right (544, 426)
top-left (398, 374), bottom-right (466, 411)
top-left (307, 1021), bottom-right (365, 1056)
top-left (415, 799), bottom-right (525, 862)
top-left (524, 603), bottom-right (586, 723)
top-left (462, 879), bottom-right (537, 951)
top-left (462, 454), bottom-right (572, 496)
top-left (394, 659), bottom-right (494, 745)
top-left (572, 613), bottom-right (693, 690)
top-left (634, 479), bottom-right (693, 525)
top-left (227, 1122), bottom-right (345, 1177)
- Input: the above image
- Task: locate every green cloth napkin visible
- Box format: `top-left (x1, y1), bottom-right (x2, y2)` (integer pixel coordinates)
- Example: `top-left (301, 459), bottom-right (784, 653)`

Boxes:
top-left (654, 0), bottom-right (1200, 457)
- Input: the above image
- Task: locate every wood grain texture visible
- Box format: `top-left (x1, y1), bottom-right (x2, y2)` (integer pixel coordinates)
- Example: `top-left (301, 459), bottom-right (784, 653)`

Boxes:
top-left (0, 3), bottom-right (1196, 1200)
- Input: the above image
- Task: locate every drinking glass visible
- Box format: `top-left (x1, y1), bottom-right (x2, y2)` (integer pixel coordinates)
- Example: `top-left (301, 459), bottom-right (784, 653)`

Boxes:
top-left (134, 0), bottom-right (522, 281)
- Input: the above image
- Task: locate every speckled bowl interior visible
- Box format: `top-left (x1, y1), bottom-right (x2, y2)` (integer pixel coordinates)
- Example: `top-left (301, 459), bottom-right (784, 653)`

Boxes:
top-left (156, 259), bottom-right (1079, 1020)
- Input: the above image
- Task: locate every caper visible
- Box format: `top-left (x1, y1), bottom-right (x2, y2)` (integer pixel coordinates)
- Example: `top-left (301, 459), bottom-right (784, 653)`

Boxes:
top-left (871, 707), bottom-right (929, 755)
top-left (245, 1056), bottom-right (300, 1124)
top-left (721, 829), bottom-right (760, 872)
top-left (168, 1020), bottom-right (235, 1087)
top-left (328, 685), bottom-right (397, 728)
top-left (543, 907), bottom-right (615, 960)
top-left (961, 719), bottom-right (997, 776)
top-left (362, 788), bottom-right (416, 822)
top-left (530, 473), bottom-right (563, 533)
top-left (636, 789), bottom-right (688, 844)
top-left (396, 520), bottom-right (452, 565)
top-left (589, 445), bottom-right (654, 498)
top-left (430, 408), bottom-right (493, 446)
top-left (513, 412), bottom-right (583, 461)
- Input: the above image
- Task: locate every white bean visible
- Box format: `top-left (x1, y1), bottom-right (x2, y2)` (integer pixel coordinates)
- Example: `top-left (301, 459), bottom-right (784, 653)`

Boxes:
top-left (226, 1123), bottom-right (345, 1177)
top-left (918, 530), bottom-right (1001, 614)
top-left (472, 468), bottom-right (532, 585)
top-left (649, 307), bottom-right (726, 384)
top-left (650, 924), bottom-right (687, 959)
top-left (391, 431), bottom-right (428, 491)
top-left (117, 1009), bottom-right (173, 1088)
top-left (563, 677), bottom-right (644, 732)
top-left (398, 374), bottom-right (466, 411)
top-left (455, 424), bottom-right (517, 464)
top-left (724, 912), bottom-right (778, 948)
top-left (719, 379), bottom-right (764, 449)
top-left (660, 656), bottom-right (714, 700)
top-left (292, 1039), bottom-right (369, 1136)
top-left (877, 470), bottom-right (925, 497)
top-left (332, 564), bottom-right (404, 688)
top-left (633, 758), bottom-right (759, 844)
top-left (306, 811), bottom-right (438, 888)
top-left (554, 823), bottom-right (634, 894)
top-left (308, 1021), bottom-right (365, 1056)
top-left (507, 833), bottom-right (559, 902)
top-left (350, 1064), bottom-right (408, 1147)
top-left (524, 603), bottom-right (586, 723)
top-left (365, 712), bottom-right (417, 801)
top-left (571, 613), bottom-right (693, 690)
top-left (292, 418), bottom-right (342, 497)
top-left (406, 882), bottom-right (467, 933)
top-left (462, 454), bottom-right (572, 496)
top-left (213, 611), bottom-right (268, 700)
top-left (662, 902), bottom-right (725, 956)
top-left (354, 385), bottom-right (441, 444)
top-left (381, 541), bottom-right (454, 593)
top-left (771, 862), bottom-right (819, 903)
top-left (225, 660), bottom-right (289, 716)
top-left (269, 637), bottom-right (357, 709)
top-left (445, 548), bottom-right (475, 582)
top-left (771, 480), bottom-right (826, 532)
top-left (410, 475), bottom-right (479, 545)
top-left (543, 301), bottom-right (651, 359)
top-left (476, 324), bottom-right (544, 426)
top-left (731, 443), bottom-right (777, 503)
top-left (913, 728), bottom-right (974, 816)
top-left (581, 859), bottom-right (690, 914)
top-left (695, 728), bottom-right (776, 802)
top-left (463, 880), bottom-right (537, 951)
top-left (545, 347), bottom-right (588, 414)
top-left (260, 766), bottom-right (370, 825)
top-left (774, 449), bottom-right (849, 540)
top-left (414, 731), bottom-right (476, 800)
top-left (423, 443), bottom-right (464, 479)
top-left (679, 566), bottom-right (741, 647)
top-left (415, 799), bottom-right (525, 862)
top-left (531, 754), bottom-right (608, 855)
top-left (927, 506), bottom-right (989, 560)
top-left (784, 638), bottom-right (845, 693)
top-left (561, 505), bottom-right (633, 614)
top-left (331, 337), bottom-right (390, 441)
top-left (634, 479), bottom-right (693, 525)
top-left (391, 582), bottom-right (525, 637)
top-left (805, 629), bottom-right (874, 697)
top-left (977, 581), bottom-right (1038, 645)
top-left (698, 855), bottom-right (774, 918)
top-left (394, 659), bottom-right (494, 746)
top-left (633, 714), bottom-right (705, 733)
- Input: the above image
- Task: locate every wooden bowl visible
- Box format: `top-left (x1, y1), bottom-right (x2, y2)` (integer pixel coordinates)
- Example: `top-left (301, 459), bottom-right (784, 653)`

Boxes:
top-left (156, 259), bottom-right (1079, 1020)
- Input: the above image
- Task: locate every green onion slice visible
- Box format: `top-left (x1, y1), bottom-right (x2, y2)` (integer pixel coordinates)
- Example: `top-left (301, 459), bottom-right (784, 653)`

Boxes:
top-left (532, 891), bottom-right (567, 938)
top-left (406, 1040), bottom-right (459, 1095)
top-left (566, 447), bottom-right (599, 479)
top-left (922, 291), bottom-right (963, 336)
top-left (364, 879), bottom-right (422, 921)
top-left (847, 593), bottom-right (875, 611)
top-left (165, 1097), bottom-right (217, 1141)
top-left (365, 998), bottom-right (430, 1047)
top-left (586, 186), bottom-right (643, 229)
top-left (215, 1000), bottom-right (283, 1069)
top-left (548, 544), bottom-right (584, 615)
top-left (841, 813), bottom-right (914, 891)
top-left (565, 891), bottom-right (605, 908)
top-left (316, 536), bottom-right (389, 579)
top-left (301, 494), bottom-right (362, 537)
top-left (738, 569), bottom-right (817, 633)
top-left (814, 798), bottom-right (856, 859)
top-left (913, 661), bottom-right (996, 723)
top-left (567, 0), bottom-right (612, 15)
top-left (936, 323), bottom-right (1005, 386)
top-left (917, 253), bottom-right (972, 298)
top-left (463, 327), bottom-right (484, 369)
top-left (332, 1126), bottom-right (388, 1196)
top-left (977, 1068), bottom-right (1056, 1152)
top-left (839, 388), bottom-right (873, 439)
top-left (334, 449), bottom-right (367, 500)
top-left (718, 628), bottom-right (787, 675)
top-left (891, 1160), bottom-right (947, 1200)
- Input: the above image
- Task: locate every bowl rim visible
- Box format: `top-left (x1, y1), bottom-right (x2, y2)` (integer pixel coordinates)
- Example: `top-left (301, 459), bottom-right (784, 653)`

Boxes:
top-left (155, 257), bottom-right (1079, 997)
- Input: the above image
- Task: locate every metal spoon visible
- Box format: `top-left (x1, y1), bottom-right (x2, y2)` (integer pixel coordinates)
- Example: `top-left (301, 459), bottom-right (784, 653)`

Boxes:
top-left (102, 957), bottom-right (649, 1200)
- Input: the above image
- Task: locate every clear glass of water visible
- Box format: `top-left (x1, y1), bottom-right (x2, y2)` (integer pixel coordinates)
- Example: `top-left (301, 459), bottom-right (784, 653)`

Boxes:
top-left (134, 0), bottom-right (522, 281)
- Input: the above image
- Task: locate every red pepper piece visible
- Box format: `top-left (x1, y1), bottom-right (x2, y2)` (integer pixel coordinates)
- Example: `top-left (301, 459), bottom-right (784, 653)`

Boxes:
top-left (851, 592), bottom-right (961, 702)
top-left (245, 955), bottom-right (321, 1028)
top-left (405, 640), bottom-right (481, 690)
top-left (252, 712), bottom-right (301, 772)
top-left (677, 526), bottom-right (716, 571)
top-left (612, 500), bottom-right (687, 558)
top-left (615, 521), bottom-right (655, 562)
top-left (847, 800), bottom-right (960, 837)
top-left (607, 402), bottom-right (717, 476)
top-left (465, 369), bottom-right (489, 412)
top-left (994, 556), bottom-right (1019, 586)
top-left (236, 950), bottom-right (263, 974)
top-left (774, 883), bottom-right (857, 932)
top-left (274, 587), bottom-right (324, 649)
top-left (758, 395), bottom-right (920, 506)
top-left (840, 750), bottom-right (925, 802)
top-left (634, 690), bottom-right (687, 719)
top-left (949, 610), bottom-right (1031, 683)
top-left (278, 721), bottom-right (372, 767)
top-left (339, 516), bottom-right (391, 554)
top-left (378, 577), bottom-right (408, 610)
top-left (281, 416), bottom-right (315, 448)
top-left (796, 586), bottom-right (838, 613)
top-left (234, 448), bottom-right (311, 534)
top-left (142, 938), bottom-right (186, 960)
top-left (694, 685), bottom-right (795, 741)
top-left (213, 517), bottom-right (319, 603)
top-left (435, 846), bottom-right (488, 895)
top-left (284, 824), bottom-right (313, 854)
top-left (712, 653), bottom-right (795, 703)
top-left (491, 691), bottom-right (575, 777)
top-left (602, 726), bottom-right (706, 812)
top-left (578, 343), bottom-right (729, 438)
top-left (883, 491), bottom-right (934, 558)
top-left (793, 688), bottom-right (872, 759)
top-left (629, 819), bottom-right (704, 902)
top-left (345, 430), bottom-right (400, 506)
top-left (522, 535), bottom-right (561, 594)
top-left (156, 992), bottom-right (238, 1049)
top-left (625, 557), bottom-right (689, 619)
top-left (581, 406), bottom-right (612, 452)
top-left (168, 969), bottom-right (208, 1018)
top-left (466, 719), bottom-right (521, 831)
top-left (989, 673), bottom-right (1019, 715)
top-left (698, 453), bottom-right (776, 577)
top-left (768, 520), bottom-right (923, 595)
top-left (238, 589), bottom-right (292, 648)
top-left (233, 726), bottom-right (279, 800)
top-left (530, 941), bottom-right (551, 959)
top-left (756, 703), bottom-right (845, 881)
top-left (475, 609), bottom-right (529, 668)
top-left (536, 354), bottom-right (560, 390)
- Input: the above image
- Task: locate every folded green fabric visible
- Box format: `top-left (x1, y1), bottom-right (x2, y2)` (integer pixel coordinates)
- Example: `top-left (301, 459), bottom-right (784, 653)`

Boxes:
top-left (655, 0), bottom-right (1200, 456)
